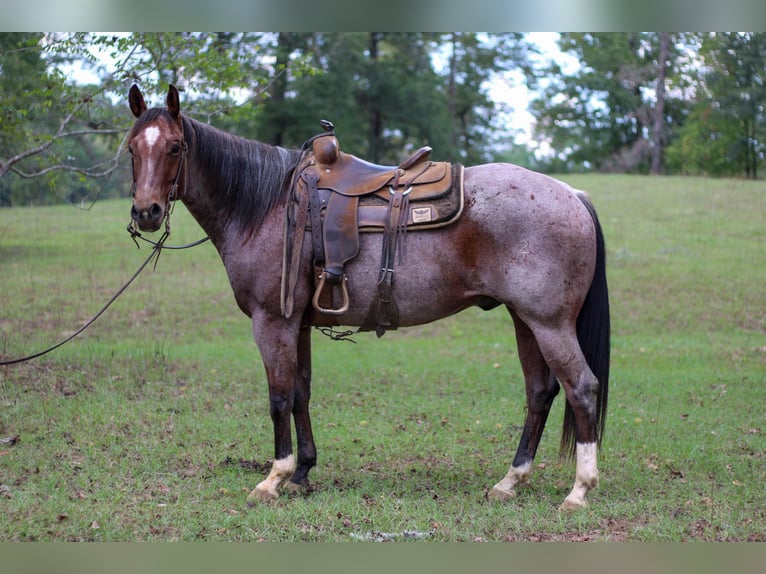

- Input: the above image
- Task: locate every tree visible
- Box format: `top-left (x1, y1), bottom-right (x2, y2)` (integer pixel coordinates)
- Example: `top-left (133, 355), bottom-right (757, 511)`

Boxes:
top-left (0, 33), bottom-right (281, 206)
top-left (441, 33), bottom-right (530, 164)
top-left (3, 33), bottom-right (539, 205)
top-left (0, 33), bottom-right (126, 205)
top-left (360, 33), bottom-right (450, 163)
top-left (665, 101), bottom-right (744, 176)
top-left (702, 33), bottom-right (765, 178)
top-left (254, 33), bottom-right (372, 153)
top-left (256, 33), bottom-right (306, 147)
top-left (255, 33), bottom-right (449, 163)
top-left (666, 33), bottom-right (766, 178)
top-left (529, 33), bottom-right (686, 173)
top-left (254, 33), bottom-right (534, 166)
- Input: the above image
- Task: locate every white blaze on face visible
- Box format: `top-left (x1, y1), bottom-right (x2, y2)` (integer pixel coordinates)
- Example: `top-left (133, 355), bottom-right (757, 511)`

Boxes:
top-left (139, 126), bottom-right (162, 185)
top-left (143, 125), bottom-right (161, 149)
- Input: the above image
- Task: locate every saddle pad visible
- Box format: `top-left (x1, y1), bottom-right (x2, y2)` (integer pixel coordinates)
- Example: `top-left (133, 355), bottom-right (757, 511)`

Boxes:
top-left (358, 163), bottom-right (464, 231)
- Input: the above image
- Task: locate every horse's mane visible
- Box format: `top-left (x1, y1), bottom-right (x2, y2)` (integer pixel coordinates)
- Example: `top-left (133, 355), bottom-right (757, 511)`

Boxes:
top-left (182, 115), bottom-right (301, 231)
top-left (130, 108), bottom-right (302, 232)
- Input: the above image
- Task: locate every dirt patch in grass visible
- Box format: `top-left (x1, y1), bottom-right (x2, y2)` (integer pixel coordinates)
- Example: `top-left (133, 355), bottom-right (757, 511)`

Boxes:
top-left (218, 456), bottom-right (272, 474)
top-left (495, 517), bottom-right (637, 542)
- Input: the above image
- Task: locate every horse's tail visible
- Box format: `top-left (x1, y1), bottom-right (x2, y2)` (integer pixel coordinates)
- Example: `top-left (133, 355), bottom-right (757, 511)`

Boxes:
top-left (561, 192), bottom-right (611, 458)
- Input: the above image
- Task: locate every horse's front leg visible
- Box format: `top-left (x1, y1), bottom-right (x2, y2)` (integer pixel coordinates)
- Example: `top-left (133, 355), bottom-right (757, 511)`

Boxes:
top-left (284, 325), bottom-right (317, 492)
top-left (247, 313), bottom-right (300, 504)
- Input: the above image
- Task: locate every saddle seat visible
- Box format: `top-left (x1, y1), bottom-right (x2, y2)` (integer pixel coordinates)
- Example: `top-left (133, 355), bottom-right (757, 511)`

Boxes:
top-left (312, 133), bottom-right (435, 197)
top-left (281, 122), bottom-right (465, 337)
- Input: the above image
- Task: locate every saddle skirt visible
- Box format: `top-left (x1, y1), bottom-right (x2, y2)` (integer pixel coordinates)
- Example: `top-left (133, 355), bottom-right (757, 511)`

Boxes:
top-left (281, 126), bottom-right (465, 334)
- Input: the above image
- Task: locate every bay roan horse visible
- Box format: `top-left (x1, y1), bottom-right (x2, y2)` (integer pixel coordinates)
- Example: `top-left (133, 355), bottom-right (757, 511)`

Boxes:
top-left (127, 85), bottom-right (610, 510)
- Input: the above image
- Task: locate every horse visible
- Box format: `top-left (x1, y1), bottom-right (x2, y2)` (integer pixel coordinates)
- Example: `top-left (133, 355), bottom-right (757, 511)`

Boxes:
top-left (126, 84), bottom-right (610, 511)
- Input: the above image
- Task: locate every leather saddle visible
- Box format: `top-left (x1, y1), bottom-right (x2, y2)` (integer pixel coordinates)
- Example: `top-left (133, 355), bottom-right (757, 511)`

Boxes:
top-left (281, 121), bottom-right (464, 336)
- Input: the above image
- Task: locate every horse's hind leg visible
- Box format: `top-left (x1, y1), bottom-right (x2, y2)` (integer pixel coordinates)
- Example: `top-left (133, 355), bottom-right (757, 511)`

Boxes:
top-left (489, 311), bottom-right (560, 501)
top-left (284, 325), bottom-right (317, 492)
top-left (533, 324), bottom-right (600, 510)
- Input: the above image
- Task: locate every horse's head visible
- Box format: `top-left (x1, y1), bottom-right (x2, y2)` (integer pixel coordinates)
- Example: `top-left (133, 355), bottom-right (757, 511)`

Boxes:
top-left (127, 84), bottom-right (186, 233)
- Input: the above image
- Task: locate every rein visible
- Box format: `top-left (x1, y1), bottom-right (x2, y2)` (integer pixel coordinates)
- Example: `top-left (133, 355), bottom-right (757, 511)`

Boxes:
top-left (0, 141), bottom-right (207, 366)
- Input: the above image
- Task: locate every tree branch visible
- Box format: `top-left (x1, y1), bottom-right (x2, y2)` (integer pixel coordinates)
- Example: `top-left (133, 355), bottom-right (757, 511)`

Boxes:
top-left (9, 156), bottom-right (123, 179)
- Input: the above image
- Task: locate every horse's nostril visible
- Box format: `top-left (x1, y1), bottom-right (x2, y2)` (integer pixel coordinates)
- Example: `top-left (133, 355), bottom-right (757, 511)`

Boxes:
top-left (131, 203), bottom-right (163, 221)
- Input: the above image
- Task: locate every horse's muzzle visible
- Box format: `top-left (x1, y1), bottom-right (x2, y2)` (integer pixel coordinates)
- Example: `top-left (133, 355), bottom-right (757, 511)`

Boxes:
top-left (131, 202), bottom-right (164, 232)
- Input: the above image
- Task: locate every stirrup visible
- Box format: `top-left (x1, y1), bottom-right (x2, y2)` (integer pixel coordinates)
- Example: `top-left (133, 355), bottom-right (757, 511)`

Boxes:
top-left (312, 271), bottom-right (350, 315)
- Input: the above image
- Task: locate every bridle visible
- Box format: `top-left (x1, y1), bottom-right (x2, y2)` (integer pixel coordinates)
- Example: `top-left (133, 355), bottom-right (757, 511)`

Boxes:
top-left (126, 134), bottom-right (190, 250)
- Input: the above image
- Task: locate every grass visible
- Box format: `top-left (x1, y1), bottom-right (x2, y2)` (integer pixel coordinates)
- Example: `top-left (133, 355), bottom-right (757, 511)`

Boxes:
top-left (0, 174), bottom-right (764, 541)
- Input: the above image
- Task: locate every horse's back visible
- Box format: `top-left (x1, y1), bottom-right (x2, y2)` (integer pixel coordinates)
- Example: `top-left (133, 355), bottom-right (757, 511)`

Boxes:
top-left (323, 163), bottom-right (598, 328)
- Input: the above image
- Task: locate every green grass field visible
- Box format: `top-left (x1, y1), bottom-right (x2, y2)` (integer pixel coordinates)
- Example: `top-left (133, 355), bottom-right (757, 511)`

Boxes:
top-left (1, 174), bottom-right (764, 541)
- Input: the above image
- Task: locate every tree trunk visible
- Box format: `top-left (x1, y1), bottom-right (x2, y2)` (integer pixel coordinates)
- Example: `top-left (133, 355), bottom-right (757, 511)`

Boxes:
top-left (367, 33), bottom-right (383, 163)
top-left (447, 33), bottom-right (459, 161)
top-left (262, 32), bottom-right (292, 147)
top-left (651, 32), bottom-right (670, 175)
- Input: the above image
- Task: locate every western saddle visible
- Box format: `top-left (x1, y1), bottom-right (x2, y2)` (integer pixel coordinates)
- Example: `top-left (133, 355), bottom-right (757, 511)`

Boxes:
top-left (281, 121), bottom-right (464, 337)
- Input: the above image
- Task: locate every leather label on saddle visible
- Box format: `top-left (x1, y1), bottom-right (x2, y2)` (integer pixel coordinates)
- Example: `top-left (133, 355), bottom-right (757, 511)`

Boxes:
top-left (411, 206), bottom-right (433, 224)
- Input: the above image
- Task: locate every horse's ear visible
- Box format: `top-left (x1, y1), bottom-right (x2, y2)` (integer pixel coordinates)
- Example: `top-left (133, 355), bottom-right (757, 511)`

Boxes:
top-left (129, 84), bottom-right (147, 118)
top-left (167, 84), bottom-right (180, 120)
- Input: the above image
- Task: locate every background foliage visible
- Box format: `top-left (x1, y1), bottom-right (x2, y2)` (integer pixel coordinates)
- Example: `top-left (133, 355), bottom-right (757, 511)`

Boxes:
top-left (0, 32), bottom-right (765, 207)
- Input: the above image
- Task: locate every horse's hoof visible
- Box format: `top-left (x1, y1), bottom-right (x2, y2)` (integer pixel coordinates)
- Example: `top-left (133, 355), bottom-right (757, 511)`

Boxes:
top-left (559, 497), bottom-right (588, 512)
top-left (487, 487), bottom-right (516, 502)
top-left (246, 486), bottom-right (279, 506)
top-left (282, 480), bottom-right (302, 495)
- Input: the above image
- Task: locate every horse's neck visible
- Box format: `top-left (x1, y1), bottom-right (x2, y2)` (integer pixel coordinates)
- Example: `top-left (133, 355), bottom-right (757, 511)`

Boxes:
top-left (178, 192), bottom-right (226, 248)
top-left (180, 119), bottom-right (297, 248)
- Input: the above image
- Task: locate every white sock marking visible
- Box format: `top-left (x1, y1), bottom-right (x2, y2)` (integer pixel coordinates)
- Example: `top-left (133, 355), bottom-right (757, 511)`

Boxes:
top-left (562, 442), bottom-right (599, 509)
top-left (576, 442), bottom-right (598, 485)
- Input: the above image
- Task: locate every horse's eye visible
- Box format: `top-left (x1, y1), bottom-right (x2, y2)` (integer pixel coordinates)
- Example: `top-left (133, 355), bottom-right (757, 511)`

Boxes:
top-left (170, 143), bottom-right (181, 155)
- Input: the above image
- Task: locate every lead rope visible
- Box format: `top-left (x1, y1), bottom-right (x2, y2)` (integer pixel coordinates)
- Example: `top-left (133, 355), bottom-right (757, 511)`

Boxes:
top-left (1, 141), bottom-right (208, 366)
top-left (0, 236), bottom-right (168, 366)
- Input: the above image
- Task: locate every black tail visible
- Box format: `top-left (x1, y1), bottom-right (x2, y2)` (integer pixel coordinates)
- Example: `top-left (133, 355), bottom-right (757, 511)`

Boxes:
top-left (561, 193), bottom-right (611, 458)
